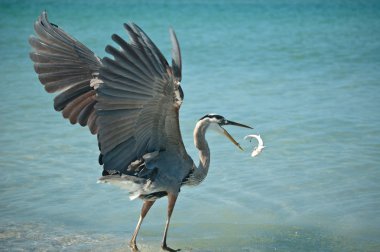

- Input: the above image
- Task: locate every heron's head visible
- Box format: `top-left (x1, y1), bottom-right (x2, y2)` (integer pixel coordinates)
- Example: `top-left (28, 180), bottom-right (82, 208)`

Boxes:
top-left (198, 114), bottom-right (253, 150)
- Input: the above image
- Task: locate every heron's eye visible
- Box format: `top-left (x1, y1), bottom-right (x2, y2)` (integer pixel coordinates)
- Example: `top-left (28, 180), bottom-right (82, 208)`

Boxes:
top-left (216, 120), bottom-right (223, 125)
top-left (219, 119), bottom-right (227, 125)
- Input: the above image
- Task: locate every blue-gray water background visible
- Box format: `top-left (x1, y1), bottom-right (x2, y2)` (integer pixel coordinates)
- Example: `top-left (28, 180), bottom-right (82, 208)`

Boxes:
top-left (1, 0), bottom-right (379, 251)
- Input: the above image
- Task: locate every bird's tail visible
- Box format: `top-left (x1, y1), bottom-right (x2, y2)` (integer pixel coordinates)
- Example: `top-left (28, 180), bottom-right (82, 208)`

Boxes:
top-left (97, 175), bottom-right (145, 200)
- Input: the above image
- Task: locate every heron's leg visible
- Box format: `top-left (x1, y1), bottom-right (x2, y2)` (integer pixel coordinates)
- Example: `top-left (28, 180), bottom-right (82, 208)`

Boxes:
top-left (161, 193), bottom-right (180, 251)
top-left (129, 200), bottom-right (155, 251)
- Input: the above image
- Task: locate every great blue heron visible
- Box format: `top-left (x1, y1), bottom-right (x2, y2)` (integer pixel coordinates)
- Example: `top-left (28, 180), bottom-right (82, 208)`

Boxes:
top-left (29, 12), bottom-right (252, 251)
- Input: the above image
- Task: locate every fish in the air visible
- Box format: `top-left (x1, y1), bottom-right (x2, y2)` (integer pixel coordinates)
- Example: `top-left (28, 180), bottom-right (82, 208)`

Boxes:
top-left (244, 134), bottom-right (265, 157)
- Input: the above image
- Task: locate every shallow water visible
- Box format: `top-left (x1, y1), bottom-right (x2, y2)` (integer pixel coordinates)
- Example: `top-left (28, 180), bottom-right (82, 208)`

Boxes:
top-left (1, 0), bottom-right (380, 251)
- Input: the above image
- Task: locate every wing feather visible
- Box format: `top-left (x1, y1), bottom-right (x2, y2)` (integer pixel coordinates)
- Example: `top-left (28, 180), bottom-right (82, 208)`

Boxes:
top-left (132, 24), bottom-right (169, 74)
top-left (106, 47), bottom-right (146, 81)
top-left (101, 56), bottom-right (152, 87)
top-left (123, 25), bottom-right (158, 77)
top-left (97, 109), bottom-right (140, 127)
top-left (103, 138), bottom-right (136, 171)
top-left (99, 73), bottom-right (151, 94)
top-left (97, 24), bottom-right (185, 174)
top-left (78, 100), bottom-right (97, 126)
top-left (29, 52), bottom-right (90, 67)
top-left (87, 111), bottom-right (98, 134)
top-left (62, 90), bottom-right (96, 123)
top-left (53, 83), bottom-right (92, 110)
top-left (108, 36), bottom-right (155, 79)
top-left (170, 28), bottom-right (182, 82)
top-left (30, 12), bottom-right (187, 174)
top-left (29, 11), bottom-right (101, 133)
top-left (101, 126), bottom-right (136, 152)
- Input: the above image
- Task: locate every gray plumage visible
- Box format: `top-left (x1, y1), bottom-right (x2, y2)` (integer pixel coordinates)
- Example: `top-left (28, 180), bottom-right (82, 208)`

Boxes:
top-left (29, 12), bottom-right (252, 251)
top-left (29, 12), bottom-right (101, 133)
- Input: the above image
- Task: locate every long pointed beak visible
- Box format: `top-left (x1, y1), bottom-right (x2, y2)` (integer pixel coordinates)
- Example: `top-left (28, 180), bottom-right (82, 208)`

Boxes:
top-left (222, 120), bottom-right (253, 151)
top-left (222, 128), bottom-right (244, 151)
top-left (225, 120), bottom-right (253, 129)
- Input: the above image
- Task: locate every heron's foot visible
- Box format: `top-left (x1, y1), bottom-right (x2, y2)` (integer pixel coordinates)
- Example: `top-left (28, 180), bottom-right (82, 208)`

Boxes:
top-left (161, 243), bottom-right (181, 252)
top-left (129, 241), bottom-right (139, 252)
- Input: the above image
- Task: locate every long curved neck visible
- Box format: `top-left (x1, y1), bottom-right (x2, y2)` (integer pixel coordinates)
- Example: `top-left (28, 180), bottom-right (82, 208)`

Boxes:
top-left (190, 120), bottom-right (211, 185)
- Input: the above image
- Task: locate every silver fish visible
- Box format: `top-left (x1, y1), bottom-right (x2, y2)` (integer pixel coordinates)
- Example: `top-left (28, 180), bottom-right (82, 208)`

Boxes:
top-left (244, 134), bottom-right (265, 157)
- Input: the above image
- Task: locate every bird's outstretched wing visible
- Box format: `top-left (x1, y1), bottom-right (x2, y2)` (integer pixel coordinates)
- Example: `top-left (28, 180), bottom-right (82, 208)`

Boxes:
top-left (29, 12), bottom-right (185, 175)
top-left (29, 11), bottom-right (101, 134)
top-left (97, 23), bottom-right (184, 174)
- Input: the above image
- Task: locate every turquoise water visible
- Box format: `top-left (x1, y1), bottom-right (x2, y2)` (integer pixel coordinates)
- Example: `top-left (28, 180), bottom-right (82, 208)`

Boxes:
top-left (1, 0), bottom-right (380, 251)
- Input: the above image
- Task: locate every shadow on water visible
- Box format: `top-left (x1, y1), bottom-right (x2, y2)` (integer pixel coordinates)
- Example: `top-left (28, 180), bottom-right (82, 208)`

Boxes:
top-left (1, 222), bottom-right (379, 252)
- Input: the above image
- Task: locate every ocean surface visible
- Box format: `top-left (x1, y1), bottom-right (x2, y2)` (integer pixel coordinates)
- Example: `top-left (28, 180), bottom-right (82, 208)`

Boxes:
top-left (1, 0), bottom-right (380, 251)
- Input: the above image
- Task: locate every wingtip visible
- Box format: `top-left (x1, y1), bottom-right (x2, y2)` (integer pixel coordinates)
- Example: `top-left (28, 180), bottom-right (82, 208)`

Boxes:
top-left (123, 22), bottom-right (131, 29)
top-left (169, 27), bottom-right (176, 37)
top-left (169, 27), bottom-right (182, 82)
top-left (40, 10), bottom-right (48, 20)
top-left (37, 10), bottom-right (50, 29)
